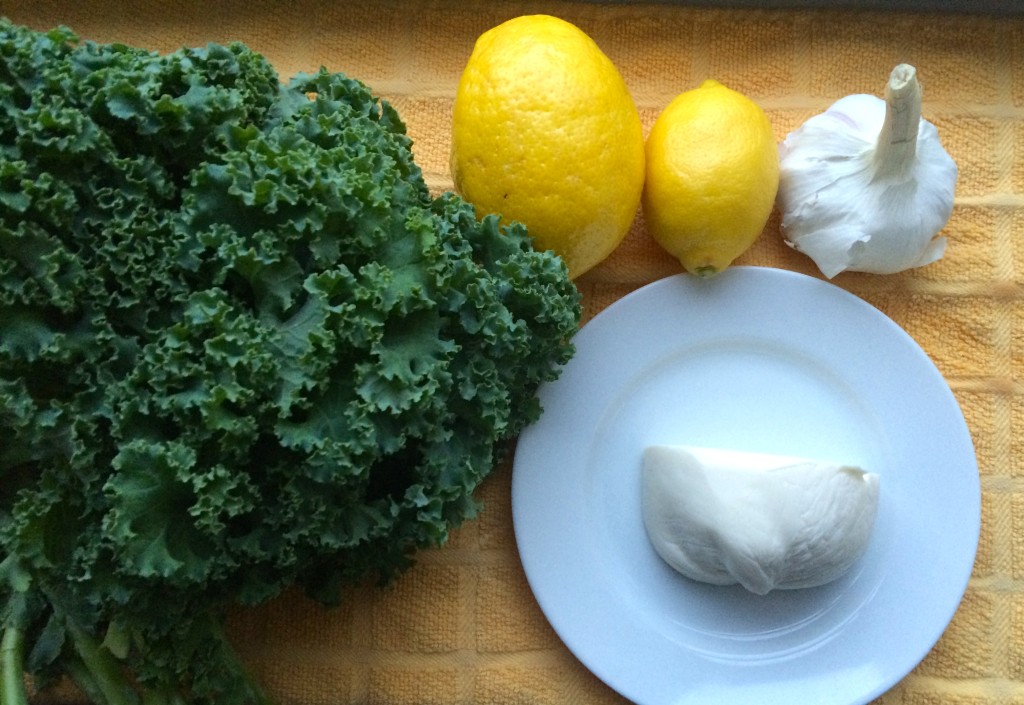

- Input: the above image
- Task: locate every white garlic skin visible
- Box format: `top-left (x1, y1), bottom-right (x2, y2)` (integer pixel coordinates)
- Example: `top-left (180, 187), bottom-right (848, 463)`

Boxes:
top-left (777, 66), bottom-right (957, 278)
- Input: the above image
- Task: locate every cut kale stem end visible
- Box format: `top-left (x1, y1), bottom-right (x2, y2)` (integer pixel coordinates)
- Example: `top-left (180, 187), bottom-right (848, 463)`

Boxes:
top-left (1, 593), bottom-right (29, 705)
top-left (1, 601), bottom-right (273, 705)
top-left (65, 619), bottom-right (140, 705)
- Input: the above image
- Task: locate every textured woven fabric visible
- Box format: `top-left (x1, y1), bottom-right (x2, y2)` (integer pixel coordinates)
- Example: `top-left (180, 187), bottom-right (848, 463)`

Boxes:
top-left (8, 1), bottom-right (1022, 703)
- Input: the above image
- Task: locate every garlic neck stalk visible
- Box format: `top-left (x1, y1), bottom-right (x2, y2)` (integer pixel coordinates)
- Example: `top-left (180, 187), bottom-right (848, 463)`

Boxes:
top-left (872, 63), bottom-right (921, 180)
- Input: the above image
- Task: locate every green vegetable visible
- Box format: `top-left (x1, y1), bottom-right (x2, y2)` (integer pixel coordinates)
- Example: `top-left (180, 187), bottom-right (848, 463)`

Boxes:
top-left (0, 19), bottom-right (580, 705)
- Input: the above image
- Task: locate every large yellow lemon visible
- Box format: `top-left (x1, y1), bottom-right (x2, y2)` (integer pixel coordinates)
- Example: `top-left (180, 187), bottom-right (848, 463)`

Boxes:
top-left (643, 80), bottom-right (779, 277)
top-left (450, 15), bottom-right (645, 278)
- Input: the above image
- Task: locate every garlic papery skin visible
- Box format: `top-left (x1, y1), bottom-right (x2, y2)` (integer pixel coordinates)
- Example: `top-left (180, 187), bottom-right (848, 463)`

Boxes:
top-left (777, 64), bottom-right (958, 278)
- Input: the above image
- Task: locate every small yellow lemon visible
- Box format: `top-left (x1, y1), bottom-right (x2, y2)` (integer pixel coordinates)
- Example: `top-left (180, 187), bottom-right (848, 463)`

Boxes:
top-left (643, 80), bottom-right (779, 277)
top-left (450, 15), bottom-right (645, 278)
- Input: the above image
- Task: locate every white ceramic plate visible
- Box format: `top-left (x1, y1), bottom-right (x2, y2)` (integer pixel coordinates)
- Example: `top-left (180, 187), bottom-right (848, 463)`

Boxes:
top-left (512, 267), bottom-right (980, 705)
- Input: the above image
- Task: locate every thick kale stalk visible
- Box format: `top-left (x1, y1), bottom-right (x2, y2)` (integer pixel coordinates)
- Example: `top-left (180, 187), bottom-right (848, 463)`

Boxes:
top-left (0, 19), bottom-right (580, 705)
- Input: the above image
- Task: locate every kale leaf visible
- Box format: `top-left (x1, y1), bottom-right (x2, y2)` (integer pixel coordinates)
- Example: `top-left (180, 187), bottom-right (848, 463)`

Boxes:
top-left (0, 19), bottom-right (580, 705)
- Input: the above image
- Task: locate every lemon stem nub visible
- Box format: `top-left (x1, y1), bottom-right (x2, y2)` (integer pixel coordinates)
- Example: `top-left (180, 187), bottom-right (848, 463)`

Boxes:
top-left (692, 265), bottom-right (720, 278)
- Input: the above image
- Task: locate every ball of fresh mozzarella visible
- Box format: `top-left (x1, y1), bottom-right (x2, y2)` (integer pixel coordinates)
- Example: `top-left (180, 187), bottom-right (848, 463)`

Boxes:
top-left (642, 445), bottom-right (880, 595)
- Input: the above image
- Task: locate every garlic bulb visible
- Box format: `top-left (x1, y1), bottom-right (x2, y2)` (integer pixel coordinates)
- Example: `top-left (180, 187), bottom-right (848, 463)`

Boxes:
top-left (777, 64), bottom-right (957, 278)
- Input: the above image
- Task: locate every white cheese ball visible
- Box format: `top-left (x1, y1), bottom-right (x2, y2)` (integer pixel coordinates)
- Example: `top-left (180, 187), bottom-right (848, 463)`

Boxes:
top-left (642, 445), bottom-right (880, 595)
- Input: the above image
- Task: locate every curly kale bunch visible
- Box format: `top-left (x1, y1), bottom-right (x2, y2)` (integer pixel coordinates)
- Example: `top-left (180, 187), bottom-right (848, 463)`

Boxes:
top-left (0, 19), bottom-right (580, 705)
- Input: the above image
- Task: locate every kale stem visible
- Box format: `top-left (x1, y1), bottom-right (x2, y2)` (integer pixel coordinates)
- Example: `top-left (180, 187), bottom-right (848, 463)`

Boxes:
top-left (138, 683), bottom-right (191, 705)
top-left (64, 657), bottom-right (113, 705)
top-left (208, 617), bottom-right (275, 705)
top-left (65, 620), bottom-right (140, 705)
top-left (139, 690), bottom-right (166, 705)
top-left (139, 687), bottom-right (173, 705)
top-left (0, 594), bottom-right (29, 705)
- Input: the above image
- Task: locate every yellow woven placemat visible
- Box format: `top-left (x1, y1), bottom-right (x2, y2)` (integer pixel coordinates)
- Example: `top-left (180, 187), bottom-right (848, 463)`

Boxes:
top-left (8, 1), bottom-right (1022, 703)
